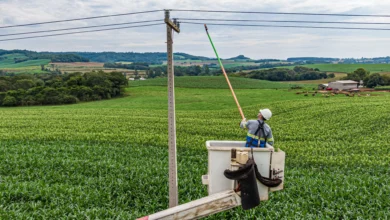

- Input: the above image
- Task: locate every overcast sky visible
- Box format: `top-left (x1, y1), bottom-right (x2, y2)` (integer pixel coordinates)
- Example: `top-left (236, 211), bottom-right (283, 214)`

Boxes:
top-left (1, 0), bottom-right (390, 59)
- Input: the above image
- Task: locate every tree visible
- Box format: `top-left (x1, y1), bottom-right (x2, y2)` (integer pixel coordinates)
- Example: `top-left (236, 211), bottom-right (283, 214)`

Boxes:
top-left (364, 73), bottom-right (385, 88)
top-left (62, 95), bottom-right (78, 104)
top-left (14, 79), bottom-right (36, 90)
top-left (0, 70), bottom-right (127, 107)
top-left (40, 87), bottom-right (62, 104)
top-left (353, 68), bottom-right (369, 80)
top-left (2, 95), bottom-right (17, 106)
top-left (134, 69), bottom-right (140, 80)
top-left (146, 70), bottom-right (155, 78)
top-left (67, 76), bottom-right (85, 87)
top-left (328, 73), bottom-right (335, 78)
top-left (204, 65), bottom-right (210, 75)
top-left (343, 68), bottom-right (370, 81)
top-left (154, 68), bottom-right (162, 77)
top-left (0, 80), bottom-right (11, 92)
top-left (382, 75), bottom-right (390, 85)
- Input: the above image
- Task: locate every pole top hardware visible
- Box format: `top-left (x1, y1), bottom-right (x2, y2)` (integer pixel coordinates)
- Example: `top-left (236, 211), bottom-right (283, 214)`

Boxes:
top-left (164, 11), bottom-right (180, 33)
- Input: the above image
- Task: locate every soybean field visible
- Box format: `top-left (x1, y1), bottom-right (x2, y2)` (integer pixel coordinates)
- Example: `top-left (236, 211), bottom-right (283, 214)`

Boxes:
top-left (129, 76), bottom-right (316, 89)
top-left (278, 63), bottom-right (390, 74)
top-left (0, 77), bottom-right (389, 219)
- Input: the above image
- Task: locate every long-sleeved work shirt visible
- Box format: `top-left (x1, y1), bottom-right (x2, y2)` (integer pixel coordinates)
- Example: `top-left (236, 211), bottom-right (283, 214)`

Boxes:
top-left (240, 119), bottom-right (274, 147)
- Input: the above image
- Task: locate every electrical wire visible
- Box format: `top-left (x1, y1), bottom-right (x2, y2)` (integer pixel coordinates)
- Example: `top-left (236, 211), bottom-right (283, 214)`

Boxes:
top-left (181, 21), bottom-right (390, 31)
top-left (170, 9), bottom-right (390, 17)
top-left (0, 10), bottom-right (162, 29)
top-left (0, 23), bottom-right (163, 42)
top-left (177, 18), bottom-right (390, 25)
top-left (0, 20), bottom-right (161, 37)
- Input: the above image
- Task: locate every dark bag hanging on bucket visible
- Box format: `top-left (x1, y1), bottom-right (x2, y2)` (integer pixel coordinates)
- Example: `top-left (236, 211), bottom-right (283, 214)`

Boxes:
top-left (254, 162), bottom-right (282, 187)
top-left (255, 124), bottom-right (283, 188)
top-left (224, 158), bottom-right (260, 210)
top-left (224, 144), bottom-right (282, 210)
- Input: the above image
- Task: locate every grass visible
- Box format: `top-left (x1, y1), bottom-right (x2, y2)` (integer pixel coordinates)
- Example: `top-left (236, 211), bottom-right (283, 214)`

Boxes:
top-left (221, 62), bottom-right (258, 68)
top-left (0, 54), bottom-right (50, 74)
top-left (129, 76), bottom-right (317, 89)
top-left (0, 54), bottom-right (50, 68)
top-left (374, 86), bottom-right (390, 90)
top-left (0, 85), bottom-right (389, 219)
top-left (275, 63), bottom-right (390, 74)
top-left (145, 62), bottom-right (390, 75)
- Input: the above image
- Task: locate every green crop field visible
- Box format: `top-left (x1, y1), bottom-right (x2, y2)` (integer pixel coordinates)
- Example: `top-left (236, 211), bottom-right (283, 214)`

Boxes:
top-left (0, 55), bottom-right (50, 69)
top-left (277, 63), bottom-right (390, 73)
top-left (129, 76), bottom-right (317, 89)
top-left (0, 76), bottom-right (389, 219)
top-left (0, 54), bottom-right (51, 74)
top-left (220, 62), bottom-right (258, 68)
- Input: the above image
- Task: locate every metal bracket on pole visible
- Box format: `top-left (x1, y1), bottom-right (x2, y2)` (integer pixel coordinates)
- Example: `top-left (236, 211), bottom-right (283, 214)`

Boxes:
top-left (165, 9), bottom-right (180, 208)
top-left (165, 11), bottom-right (180, 33)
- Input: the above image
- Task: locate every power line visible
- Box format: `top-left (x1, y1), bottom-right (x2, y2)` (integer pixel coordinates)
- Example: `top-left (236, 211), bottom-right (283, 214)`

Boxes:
top-left (0, 20), bottom-right (161, 37)
top-left (177, 18), bottom-right (390, 25)
top-left (0, 23), bottom-right (163, 42)
top-left (181, 21), bottom-right (390, 31)
top-left (0, 10), bottom-right (162, 29)
top-left (170, 9), bottom-right (390, 17)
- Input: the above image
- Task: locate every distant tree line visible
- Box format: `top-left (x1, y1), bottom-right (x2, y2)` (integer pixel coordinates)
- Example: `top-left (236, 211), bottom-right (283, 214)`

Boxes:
top-left (342, 57), bottom-right (390, 64)
top-left (144, 65), bottom-right (212, 78)
top-left (103, 62), bottom-right (150, 70)
top-left (72, 52), bottom-right (211, 63)
top-left (287, 56), bottom-right (390, 64)
top-left (253, 59), bottom-right (283, 63)
top-left (155, 63), bottom-right (294, 77)
top-left (341, 68), bottom-right (390, 88)
top-left (287, 57), bottom-right (339, 63)
top-left (235, 66), bottom-right (328, 81)
top-left (143, 64), bottom-right (329, 81)
top-left (212, 63), bottom-right (294, 74)
top-left (0, 50), bottom-right (89, 63)
top-left (0, 71), bottom-right (127, 107)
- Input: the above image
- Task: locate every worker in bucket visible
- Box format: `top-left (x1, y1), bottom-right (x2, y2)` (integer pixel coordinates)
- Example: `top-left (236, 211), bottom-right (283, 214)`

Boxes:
top-left (240, 108), bottom-right (274, 148)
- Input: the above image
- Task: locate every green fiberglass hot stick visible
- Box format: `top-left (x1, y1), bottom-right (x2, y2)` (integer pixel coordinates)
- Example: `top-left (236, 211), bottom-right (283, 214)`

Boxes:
top-left (204, 24), bottom-right (245, 120)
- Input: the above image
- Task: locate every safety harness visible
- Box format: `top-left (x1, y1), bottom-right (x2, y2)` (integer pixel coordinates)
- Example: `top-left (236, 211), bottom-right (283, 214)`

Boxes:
top-left (245, 120), bottom-right (267, 148)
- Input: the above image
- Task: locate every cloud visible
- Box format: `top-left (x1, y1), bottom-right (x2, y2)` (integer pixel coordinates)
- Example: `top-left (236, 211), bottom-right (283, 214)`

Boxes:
top-left (1, 0), bottom-right (390, 58)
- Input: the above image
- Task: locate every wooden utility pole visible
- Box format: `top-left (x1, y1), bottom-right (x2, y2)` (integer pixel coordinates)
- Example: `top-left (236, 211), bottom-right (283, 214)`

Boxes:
top-left (165, 9), bottom-right (180, 208)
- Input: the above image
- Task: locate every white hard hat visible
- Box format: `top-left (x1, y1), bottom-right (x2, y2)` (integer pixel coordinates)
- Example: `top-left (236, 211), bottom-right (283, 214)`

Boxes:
top-left (259, 108), bottom-right (272, 120)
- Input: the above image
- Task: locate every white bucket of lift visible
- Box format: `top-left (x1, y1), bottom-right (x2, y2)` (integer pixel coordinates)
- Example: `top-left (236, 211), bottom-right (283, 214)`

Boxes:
top-left (202, 140), bottom-right (285, 201)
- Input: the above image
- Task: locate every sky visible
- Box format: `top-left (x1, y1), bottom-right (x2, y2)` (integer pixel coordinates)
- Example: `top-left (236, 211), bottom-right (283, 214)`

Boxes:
top-left (1, 0), bottom-right (390, 59)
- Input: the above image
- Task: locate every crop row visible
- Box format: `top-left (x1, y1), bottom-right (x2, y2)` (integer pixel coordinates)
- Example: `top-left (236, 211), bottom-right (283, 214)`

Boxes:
top-left (0, 87), bottom-right (389, 219)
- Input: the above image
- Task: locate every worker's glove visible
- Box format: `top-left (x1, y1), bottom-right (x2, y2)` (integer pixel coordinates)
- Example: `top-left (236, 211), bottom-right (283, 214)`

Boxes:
top-left (240, 118), bottom-right (247, 127)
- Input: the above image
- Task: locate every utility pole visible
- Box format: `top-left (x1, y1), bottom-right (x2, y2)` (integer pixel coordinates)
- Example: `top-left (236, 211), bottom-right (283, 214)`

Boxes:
top-left (165, 9), bottom-right (180, 208)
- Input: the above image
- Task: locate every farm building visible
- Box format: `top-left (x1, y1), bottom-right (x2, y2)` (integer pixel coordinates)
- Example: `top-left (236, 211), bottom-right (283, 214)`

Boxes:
top-left (318, 83), bottom-right (328, 90)
top-left (328, 80), bottom-right (358, 90)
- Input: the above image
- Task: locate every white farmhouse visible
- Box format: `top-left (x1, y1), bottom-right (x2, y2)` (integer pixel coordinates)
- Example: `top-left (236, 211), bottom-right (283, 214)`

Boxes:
top-left (328, 80), bottom-right (358, 90)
